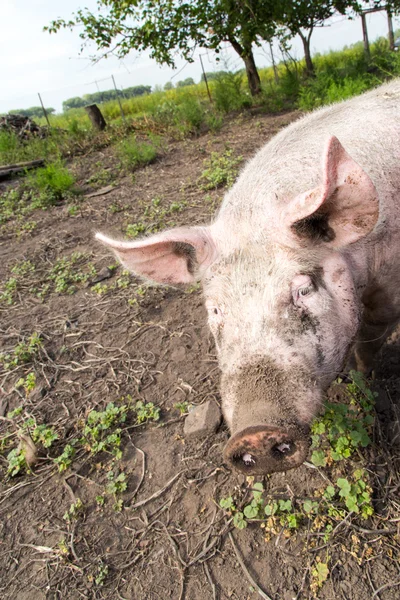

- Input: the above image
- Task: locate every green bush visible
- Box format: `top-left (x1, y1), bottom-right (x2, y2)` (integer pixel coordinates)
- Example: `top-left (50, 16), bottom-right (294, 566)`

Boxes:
top-left (213, 71), bottom-right (251, 113)
top-left (118, 136), bottom-right (158, 169)
top-left (27, 161), bottom-right (76, 206)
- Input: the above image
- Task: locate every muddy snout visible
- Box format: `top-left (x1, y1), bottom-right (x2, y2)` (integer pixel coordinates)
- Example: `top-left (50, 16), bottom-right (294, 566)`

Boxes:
top-left (224, 425), bottom-right (311, 475)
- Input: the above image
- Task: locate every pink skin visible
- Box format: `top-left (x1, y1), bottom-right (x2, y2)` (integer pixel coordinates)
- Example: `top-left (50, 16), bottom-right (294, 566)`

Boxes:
top-left (96, 82), bottom-right (400, 474)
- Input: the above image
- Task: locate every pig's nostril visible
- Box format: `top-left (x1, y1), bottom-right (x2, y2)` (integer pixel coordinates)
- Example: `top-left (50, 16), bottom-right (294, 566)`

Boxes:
top-left (232, 452), bottom-right (256, 468)
top-left (242, 452), bottom-right (256, 466)
top-left (271, 440), bottom-right (296, 459)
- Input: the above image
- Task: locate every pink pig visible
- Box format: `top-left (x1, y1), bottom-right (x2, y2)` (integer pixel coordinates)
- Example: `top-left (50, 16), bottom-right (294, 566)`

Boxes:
top-left (97, 80), bottom-right (400, 475)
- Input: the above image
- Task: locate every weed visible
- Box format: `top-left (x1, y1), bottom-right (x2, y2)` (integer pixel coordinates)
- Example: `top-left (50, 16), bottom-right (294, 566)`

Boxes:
top-left (94, 562), bottom-right (109, 586)
top-left (27, 161), bottom-right (76, 207)
top-left (118, 135), bottom-right (158, 170)
top-left (134, 400), bottom-right (160, 424)
top-left (15, 372), bottom-right (36, 395)
top-left (54, 442), bottom-right (77, 473)
top-left (10, 260), bottom-right (35, 277)
top-left (63, 498), bottom-right (84, 523)
top-left (174, 401), bottom-right (190, 416)
top-left (199, 149), bottom-right (242, 190)
top-left (1, 333), bottom-right (42, 369)
top-left (30, 423), bottom-right (58, 448)
top-left (48, 252), bottom-right (95, 294)
top-left (6, 447), bottom-right (30, 477)
top-left (96, 495), bottom-right (106, 507)
top-left (310, 558), bottom-right (329, 595)
top-left (310, 371), bottom-right (375, 467)
top-left (0, 277), bottom-right (18, 305)
top-left (80, 402), bottom-right (127, 459)
top-left (106, 470), bottom-right (128, 496)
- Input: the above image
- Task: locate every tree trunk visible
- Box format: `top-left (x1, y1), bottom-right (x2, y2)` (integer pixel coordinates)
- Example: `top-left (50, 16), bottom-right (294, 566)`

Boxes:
top-left (229, 38), bottom-right (262, 96)
top-left (243, 51), bottom-right (262, 96)
top-left (84, 104), bottom-right (107, 131)
top-left (299, 30), bottom-right (314, 77)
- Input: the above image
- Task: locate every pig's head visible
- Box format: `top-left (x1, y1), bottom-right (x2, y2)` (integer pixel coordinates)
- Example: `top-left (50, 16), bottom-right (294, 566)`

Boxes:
top-left (96, 136), bottom-right (379, 475)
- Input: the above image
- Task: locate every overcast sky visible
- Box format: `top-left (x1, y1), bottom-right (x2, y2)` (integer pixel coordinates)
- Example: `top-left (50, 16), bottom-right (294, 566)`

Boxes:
top-left (1, 1), bottom-right (399, 114)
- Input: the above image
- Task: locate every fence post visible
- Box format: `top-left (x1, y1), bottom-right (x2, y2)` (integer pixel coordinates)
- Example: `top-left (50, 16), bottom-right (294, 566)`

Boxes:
top-left (199, 54), bottom-right (212, 104)
top-left (38, 93), bottom-right (51, 127)
top-left (361, 13), bottom-right (370, 60)
top-left (112, 75), bottom-right (126, 122)
top-left (387, 9), bottom-right (395, 51)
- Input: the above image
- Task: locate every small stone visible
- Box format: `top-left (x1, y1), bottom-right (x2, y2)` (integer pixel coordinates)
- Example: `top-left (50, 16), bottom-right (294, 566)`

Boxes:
top-left (89, 266), bottom-right (114, 285)
top-left (183, 401), bottom-right (221, 439)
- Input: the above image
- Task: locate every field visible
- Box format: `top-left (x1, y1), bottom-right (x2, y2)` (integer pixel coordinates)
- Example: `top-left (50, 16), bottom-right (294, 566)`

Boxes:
top-left (1, 81), bottom-right (400, 599)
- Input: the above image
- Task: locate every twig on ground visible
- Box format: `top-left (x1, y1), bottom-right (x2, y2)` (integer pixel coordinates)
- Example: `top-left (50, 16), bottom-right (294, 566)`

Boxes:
top-left (228, 531), bottom-right (273, 600)
top-left (130, 471), bottom-right (184, 510)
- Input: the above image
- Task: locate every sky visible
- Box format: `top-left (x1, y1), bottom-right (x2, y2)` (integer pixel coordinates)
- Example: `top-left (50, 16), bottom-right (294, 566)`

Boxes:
top-left (1, 1), bottom-right (399, 114)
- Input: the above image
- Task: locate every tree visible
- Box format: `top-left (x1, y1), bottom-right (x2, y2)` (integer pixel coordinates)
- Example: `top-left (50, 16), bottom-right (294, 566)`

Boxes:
top-left (276, 1), bottom-right (356, 76)
top-left (62, 96), bottom-right (87, 112)
top-left (9, 107), bottom-right (55, 118)
top-left (176, 77), bottom-right (195, 87)
top-left (46, 1), bottom-right (278, 97)
top-left (164, 81), bottom-right (174, 91)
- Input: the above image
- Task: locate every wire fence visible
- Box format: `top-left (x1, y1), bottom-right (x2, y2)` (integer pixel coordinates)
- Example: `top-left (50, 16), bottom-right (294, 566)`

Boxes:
top-left (2, 10), bottom-right (398, 121)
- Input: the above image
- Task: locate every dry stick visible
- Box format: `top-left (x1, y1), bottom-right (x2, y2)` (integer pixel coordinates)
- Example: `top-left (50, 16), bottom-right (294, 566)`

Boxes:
top-left (129, 442), bottom-right (146, 501)
top-left (130, 471), bottom-right (184, 510)
top-left (228, 532), bottom-right (273, 600)
top-left (203, 562), bottom-right (217, 600)
top-left (372, 579), bottom-right (400, 599)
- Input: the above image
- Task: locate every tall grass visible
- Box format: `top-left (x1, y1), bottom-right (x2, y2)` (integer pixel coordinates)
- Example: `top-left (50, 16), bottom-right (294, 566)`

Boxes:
top-left (4, 32), bottom-right (400, 163)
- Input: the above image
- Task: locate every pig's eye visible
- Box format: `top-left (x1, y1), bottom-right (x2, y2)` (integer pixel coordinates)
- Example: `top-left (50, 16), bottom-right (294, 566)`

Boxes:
top-left (299, 284), bottom-right (314, 297)
top-left (292, 275), bottom-right (315, 305)
top-left (206, 302), bottom-right (224, 325)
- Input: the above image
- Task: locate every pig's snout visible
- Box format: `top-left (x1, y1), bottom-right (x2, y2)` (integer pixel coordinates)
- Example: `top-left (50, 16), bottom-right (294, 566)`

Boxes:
top-left (223, 425), bottom-right (310, 475)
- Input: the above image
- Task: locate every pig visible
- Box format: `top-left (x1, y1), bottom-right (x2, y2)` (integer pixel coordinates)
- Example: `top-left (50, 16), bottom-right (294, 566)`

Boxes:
top-left (96, 79), bottom-right (400, 475)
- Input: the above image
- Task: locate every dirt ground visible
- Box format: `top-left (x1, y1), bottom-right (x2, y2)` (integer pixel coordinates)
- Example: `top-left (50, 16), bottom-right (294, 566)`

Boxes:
top-left (1, 110), bottom-right (399, 600)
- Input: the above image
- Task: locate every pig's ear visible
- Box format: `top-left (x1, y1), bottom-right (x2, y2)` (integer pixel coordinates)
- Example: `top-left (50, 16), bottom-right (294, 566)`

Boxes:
top-left (96, 227), bottom-right (216, 284)
top-left (285, 135), bottom-right (379, 247)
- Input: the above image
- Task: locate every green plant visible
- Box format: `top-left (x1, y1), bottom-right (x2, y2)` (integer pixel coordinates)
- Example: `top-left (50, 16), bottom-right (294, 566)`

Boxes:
top-left (15, 372), bottom-right (36, 395)
top-left (54, 441), bottom-right (77, 473)
top-left (199, 149), bottom-right (242, 190)
top-left (106, 470), bottom-right (128, 496)
top-left (81, 402), bottom-right (127, 458)
top-left (134, 400), bottom-right (160, 424)
top-left (94, 562), bottom-right (109, 586)
top-left (174, 401), bottom-right (190, 416)
top-left (0, 277), bottom-right (18, 305)
top-left (1, 333), bottom-right (42, 369)
top-left (30, 423), bottom-right (59, 448)
top-left (6, 447), bottom-right (30, 477)
top-left (310, 371), bottom-right (375, 467)
top-left (27, 161), bottom-right (76, 206)
top-left (63, 498), bottom-right (84, 522)
top-left (118, 135), bottom-right (158, 169)
top-left (48, 252), bottom-right (95, 294)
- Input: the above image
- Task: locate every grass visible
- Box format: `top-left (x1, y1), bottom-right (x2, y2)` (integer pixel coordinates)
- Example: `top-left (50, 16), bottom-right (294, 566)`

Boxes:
top-left (199, 148), bottom-right (243, 189)
top-left (118, 135), bottom-right (158, 170)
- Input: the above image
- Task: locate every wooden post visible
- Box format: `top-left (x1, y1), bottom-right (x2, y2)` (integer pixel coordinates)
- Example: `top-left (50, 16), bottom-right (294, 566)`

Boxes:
top-left (38, 93), bottom-right (51, 127)
top-left (361, 13), bottom-right (370, 60)
top-left (199, 54), bottom-right (213, 104)
top-left (112, 75), bottom-right (126, 122)
top-left (387, 9), bottom-right (395, 51)
top-left (84, 104), bottom-right (107, 131)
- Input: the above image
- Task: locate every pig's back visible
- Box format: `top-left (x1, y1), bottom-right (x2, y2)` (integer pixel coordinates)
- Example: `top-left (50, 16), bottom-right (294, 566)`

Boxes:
top-left (221, 79), bottom-right (400, 222)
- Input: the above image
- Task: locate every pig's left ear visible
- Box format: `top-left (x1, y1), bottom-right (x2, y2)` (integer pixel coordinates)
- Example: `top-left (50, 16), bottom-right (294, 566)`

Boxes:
top-left (95, 226), bottom-right (216, 284)
top-left (285, 135), bottom-right (379, 247)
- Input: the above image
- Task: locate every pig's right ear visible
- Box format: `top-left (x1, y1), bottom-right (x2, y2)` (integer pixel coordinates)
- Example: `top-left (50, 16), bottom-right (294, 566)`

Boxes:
top-left (284, 135), bottom-right (379, 248)
top-left (95, 227), bottom-right (216, 284)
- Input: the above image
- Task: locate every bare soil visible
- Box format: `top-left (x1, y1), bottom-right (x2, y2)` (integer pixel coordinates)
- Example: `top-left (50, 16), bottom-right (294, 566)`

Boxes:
top-left (1, 110), bottom-right (399, 600)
